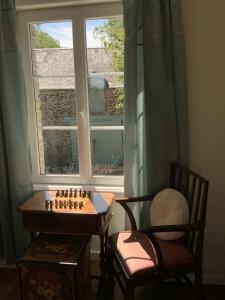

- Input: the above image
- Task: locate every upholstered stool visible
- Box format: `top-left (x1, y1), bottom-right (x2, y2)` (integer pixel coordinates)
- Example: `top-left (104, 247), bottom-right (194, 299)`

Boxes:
top-left (17, 234), bottom-right (91, 300)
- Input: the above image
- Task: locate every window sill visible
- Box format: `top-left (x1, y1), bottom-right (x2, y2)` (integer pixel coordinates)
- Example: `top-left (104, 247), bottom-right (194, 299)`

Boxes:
top-left (33, 183), bottom-right (124, 194)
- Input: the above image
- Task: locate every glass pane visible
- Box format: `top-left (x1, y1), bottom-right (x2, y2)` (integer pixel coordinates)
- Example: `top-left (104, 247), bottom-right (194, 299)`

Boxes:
top-left (39, 130), bottom-right (79, 175)
top-left (91, 130), bottom-right (123, 175)
top-left (29, 21), bottom-right (77, 126)
top-left (86, 17), bottom-right (124, 126)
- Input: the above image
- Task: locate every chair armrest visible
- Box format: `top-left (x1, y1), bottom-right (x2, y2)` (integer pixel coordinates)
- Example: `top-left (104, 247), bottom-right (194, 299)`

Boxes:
top-left (140, 222), bottom-right (204, 235)
top-left (115, 194), bottom-right (155, 203)
top-left (115, 194), bottom-right (155, 230)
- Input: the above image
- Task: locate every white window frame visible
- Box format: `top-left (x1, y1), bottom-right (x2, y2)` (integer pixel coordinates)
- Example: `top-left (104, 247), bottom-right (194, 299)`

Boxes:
top-left (18, 3), bottom-right (124, 191)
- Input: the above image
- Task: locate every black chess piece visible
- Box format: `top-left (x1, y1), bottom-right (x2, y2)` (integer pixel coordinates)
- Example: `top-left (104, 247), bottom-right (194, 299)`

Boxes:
top-left (50, 200), bottom-right (53, 209)
top-left (69, 199), bottom-right (72, 209)
top-left (56, 190), bottom-right (59, 197)
top-left (45, 200), bottom-right (49, 209)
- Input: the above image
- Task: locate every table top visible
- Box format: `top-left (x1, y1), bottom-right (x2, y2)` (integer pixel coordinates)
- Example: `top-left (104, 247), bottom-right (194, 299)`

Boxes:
top-left (19, 191), bottom-right (115, 216)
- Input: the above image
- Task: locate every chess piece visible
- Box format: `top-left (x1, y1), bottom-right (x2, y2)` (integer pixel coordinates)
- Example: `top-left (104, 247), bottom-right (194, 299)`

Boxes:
top-left (69, 199), bottom-right (72, 209)
top-left (88, 191), bottom-right (91, 199)
top-left (45, 200), bottom-right (49, 209)
top-left (56, 190), bottom-right (59, 197)
top-left (65, 190), bottom-right (68, 198)
top-left (69, 188), bottom-right (73, 198)
top-left (74, 201), bottom-right (78, 209)
top-left (74, 189), bottom-right (77, 198)
top-left (50, 200), bottom-right (53, 209)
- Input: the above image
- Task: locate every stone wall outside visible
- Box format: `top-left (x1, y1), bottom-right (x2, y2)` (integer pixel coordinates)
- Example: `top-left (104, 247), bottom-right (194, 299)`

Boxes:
top-left (37, 88), bottom-right (124, 174)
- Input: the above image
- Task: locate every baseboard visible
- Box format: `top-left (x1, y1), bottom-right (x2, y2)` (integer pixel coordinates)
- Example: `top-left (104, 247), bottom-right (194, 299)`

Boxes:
top-left (203, 274), bottom-right (225, 285)
top-left (90, 250), bottom-right (100, 261)
top-left (189, 273), bottom-right (225, 285)
top-left (0, 259), bottom-right (16, 269)
top-left (0, 259), bottom-right (6, 267)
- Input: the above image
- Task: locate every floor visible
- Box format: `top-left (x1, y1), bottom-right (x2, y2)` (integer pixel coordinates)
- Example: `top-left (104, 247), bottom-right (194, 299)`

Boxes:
top-left (0, 265), bottom-right (225, 300)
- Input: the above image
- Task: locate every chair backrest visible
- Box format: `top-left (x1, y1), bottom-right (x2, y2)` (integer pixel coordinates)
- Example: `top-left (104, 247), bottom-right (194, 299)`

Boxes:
top-left (169, 162), bottom-right (209, 255)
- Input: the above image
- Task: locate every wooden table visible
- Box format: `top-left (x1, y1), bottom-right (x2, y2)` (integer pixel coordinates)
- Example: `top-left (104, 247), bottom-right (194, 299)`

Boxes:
top-left (19, 190), bottom-right (115, 289)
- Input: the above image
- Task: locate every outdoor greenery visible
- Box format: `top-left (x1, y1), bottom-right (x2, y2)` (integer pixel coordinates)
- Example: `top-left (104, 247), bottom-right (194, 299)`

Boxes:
top-left (94, 17), bottom-right (124, 112)
top-left (94, 17), bottom-right (124, 72)
top-left (32, 25), bottom-right (60, 49)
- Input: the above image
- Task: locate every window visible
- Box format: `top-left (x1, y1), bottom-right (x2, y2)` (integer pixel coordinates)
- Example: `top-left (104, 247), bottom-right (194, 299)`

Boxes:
top-left (19, 3), bottom-right (124, 189)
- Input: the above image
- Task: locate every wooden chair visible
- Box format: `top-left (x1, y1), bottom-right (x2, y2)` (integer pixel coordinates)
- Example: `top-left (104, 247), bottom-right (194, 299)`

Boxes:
top-left (108, 162), bottom-right (209, 299)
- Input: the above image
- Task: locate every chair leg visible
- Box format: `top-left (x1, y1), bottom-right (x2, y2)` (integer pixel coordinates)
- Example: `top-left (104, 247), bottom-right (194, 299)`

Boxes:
top-left (125, 285), bottom-right (134, 300)
top-left (108, 249), bottom-right (115, 294)
top-left (195, 266), bottom-right (205, 300)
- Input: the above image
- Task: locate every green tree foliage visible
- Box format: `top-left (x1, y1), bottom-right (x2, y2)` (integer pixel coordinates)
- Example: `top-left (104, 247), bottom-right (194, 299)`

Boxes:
top-left (94, 17), bottom-right (124, 112)
top-left (33, 25), bottom-right (60, 49)
top-left (94, 17), bottom-right (124, 72)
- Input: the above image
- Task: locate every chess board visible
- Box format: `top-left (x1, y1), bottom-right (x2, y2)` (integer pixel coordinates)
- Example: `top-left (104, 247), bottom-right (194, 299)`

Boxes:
top-left (44, 189), bottom-right (92, 211)
top-left (20, 190), bottom-right (114, 215)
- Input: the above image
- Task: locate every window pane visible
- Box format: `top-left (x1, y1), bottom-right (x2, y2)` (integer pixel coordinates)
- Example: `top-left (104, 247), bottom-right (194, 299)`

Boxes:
top-left (86, 17), bottom-right (124, 126)
top-left (39, 130), bottom-right (79, 175)
top-left (91, 130), bottom-right (123, 175)
top-left (29, 21), bottom-right (77, 126)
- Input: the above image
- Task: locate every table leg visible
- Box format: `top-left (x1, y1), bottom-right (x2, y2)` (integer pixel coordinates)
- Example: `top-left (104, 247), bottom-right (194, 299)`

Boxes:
top-left (99, 233), bottom-right (105, 278)
top-left (30, 232), bottom-right (36, 242)
top-left (97, 231), bottom-right (111, 299)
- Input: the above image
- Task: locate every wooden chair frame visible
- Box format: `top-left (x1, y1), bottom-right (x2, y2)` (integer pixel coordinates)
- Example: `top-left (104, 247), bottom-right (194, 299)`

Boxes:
top-left (108, 162), bottom-right (209, 299)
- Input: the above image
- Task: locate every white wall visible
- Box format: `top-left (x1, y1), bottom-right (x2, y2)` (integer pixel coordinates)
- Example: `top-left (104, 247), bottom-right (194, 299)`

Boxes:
top-left (181, 0), bottom-right (225, 284)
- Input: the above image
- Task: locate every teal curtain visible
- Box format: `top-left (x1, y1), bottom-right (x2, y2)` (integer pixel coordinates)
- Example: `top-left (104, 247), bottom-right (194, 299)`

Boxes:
top-left (123, 0), bottom-right (188, 227)
top-left (0, 0), bottom-right (32, 261)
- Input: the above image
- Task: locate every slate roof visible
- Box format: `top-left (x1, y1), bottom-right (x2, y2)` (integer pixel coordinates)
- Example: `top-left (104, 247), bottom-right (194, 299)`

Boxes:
top-left (33, 48), bottom-right (122, 89)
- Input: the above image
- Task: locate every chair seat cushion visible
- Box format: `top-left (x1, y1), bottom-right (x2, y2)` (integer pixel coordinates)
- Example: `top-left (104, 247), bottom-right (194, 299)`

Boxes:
top-left (109, 231), bottom-right (193, 280)
top-left (109, 231), bottom-right (158, 280)
top-left (156, 238), bottom-right (193, 268)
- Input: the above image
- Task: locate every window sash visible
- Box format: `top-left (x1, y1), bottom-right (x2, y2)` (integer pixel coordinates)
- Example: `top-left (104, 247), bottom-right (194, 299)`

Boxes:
top-left (18, 3), bottom-right (124, 187)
